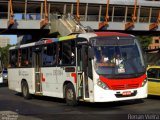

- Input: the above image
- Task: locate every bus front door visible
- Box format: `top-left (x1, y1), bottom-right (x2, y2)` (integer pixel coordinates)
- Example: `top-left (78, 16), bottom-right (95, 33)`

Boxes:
top-left (77, 46), bottom-right (89, 100)
top-left (34, 51), bottom-right (42, 94)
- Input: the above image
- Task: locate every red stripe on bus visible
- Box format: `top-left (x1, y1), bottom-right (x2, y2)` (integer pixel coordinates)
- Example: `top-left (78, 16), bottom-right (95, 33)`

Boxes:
top-left (99, 74), bottom-right (146, 90)
top-left (45, 39), bottom-right (53, 44)
top-left (42, 73), bottom-right (45, 82)
top-left (71, 73), bottom-right (77, 83)
top-left (95, 32), bottom-right (130, 37)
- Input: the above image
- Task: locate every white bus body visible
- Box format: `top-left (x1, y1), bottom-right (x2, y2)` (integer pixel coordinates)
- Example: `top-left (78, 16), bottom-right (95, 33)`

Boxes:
top-left (8, 32), bottom-right (147, 105)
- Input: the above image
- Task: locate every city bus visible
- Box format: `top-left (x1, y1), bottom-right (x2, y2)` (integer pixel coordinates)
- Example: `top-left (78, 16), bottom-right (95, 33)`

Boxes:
top-left (8, 32), bottom-right (147, 105)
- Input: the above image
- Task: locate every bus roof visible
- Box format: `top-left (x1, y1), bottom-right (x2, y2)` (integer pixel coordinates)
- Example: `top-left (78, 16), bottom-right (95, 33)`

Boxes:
top-left (9, 32), bottom-right (132, 49)
top-left (40, 32), bottom-right (131, 44)
top-left (9, 42), bottom-right (36, 50)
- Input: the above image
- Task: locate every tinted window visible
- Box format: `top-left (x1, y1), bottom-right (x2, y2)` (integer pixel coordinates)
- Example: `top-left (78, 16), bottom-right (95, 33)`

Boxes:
top-left (59, 40), bottom-right (75, 66)
top-left (9, 49), bottom-right (18, 67)
top-left (17, 47), bottom-right (32, 67)
top-left (28, 47), bottom-right (33, 67)
top-left (147, 68), bottom-right (159, 78)
top-left (21, 48), bottom-right (29, 67)
top-left (43, 44), bottom-right (56, 66)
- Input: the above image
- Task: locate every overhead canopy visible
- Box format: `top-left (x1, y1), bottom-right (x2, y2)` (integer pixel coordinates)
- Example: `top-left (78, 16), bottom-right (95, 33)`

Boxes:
top-left (28, 0), bottom-right (160, 7)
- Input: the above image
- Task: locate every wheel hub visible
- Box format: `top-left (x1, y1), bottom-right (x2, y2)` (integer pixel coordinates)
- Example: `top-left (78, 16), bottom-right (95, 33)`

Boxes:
top-left (67, 89), bottom-right (74, 100)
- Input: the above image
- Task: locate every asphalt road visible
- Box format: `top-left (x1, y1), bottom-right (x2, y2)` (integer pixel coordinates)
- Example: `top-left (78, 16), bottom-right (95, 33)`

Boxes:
top-left (0, 84), bottom-right (160, 120)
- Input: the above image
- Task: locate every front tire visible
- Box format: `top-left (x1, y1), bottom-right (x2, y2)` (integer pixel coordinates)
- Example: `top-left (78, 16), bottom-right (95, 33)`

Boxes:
top-left (21, 81), bottom-right (32, 99)
top-left (65, 83), bottom-right (77, 106)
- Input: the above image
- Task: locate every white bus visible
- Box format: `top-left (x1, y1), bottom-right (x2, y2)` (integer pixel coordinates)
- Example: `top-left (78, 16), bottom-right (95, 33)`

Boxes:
top-left (8, 32), bottom-right (147, 105)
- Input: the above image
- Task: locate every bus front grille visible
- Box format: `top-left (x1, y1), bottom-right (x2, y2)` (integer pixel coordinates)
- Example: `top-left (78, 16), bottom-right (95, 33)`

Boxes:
top-left (111, 84), bottom-right (139, 90)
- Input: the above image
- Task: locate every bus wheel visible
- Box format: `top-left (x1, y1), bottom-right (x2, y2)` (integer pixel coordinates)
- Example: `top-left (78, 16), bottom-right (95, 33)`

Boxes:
top-left (65, 83), bottom-right (77, 106)
top-left (21, 81), bottom-right (31, 99)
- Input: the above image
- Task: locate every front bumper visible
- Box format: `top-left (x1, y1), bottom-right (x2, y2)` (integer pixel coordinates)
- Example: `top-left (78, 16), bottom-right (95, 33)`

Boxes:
top-left (93, 83), bottom-right (147, 102)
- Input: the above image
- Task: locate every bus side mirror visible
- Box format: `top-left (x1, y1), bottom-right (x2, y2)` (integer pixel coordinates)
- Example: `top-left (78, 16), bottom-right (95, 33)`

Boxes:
top-left (88, 48), bottom-right (94, 59)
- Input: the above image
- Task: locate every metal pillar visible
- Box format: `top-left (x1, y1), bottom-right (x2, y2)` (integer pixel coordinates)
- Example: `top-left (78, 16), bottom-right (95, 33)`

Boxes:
top-left (24, 0), bottom-right (27, 20)
top-left (124, 6), bottom-right (128, 22)
top-left (63, 4), bottom-right (67, 15)
top-left (137, 5), bottom-right (141, 23)
top-left (40, 3), bottom-right (43, 20)
top-left (149, 8), bottom-right (152, 23)
top-left (71, 4), bottom-right (74, 15)
top-left (98, 5), bottom-right (102, 22)
top-left (111, 6), bottom-right (115, 22)
top-left (85, 3), bottom-right (88, 21)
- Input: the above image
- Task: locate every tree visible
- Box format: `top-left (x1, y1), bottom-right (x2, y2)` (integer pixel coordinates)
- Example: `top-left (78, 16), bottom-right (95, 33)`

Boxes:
top-left (0, 44), bottom-right (13, 71)
top-left (137, 36), bottom-right (152, 50)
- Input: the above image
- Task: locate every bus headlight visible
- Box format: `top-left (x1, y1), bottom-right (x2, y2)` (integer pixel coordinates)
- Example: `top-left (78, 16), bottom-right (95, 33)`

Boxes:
top-left (142, 79), bottom-right (147, 87)
top-left (97, 80), bottom-right (109, 90)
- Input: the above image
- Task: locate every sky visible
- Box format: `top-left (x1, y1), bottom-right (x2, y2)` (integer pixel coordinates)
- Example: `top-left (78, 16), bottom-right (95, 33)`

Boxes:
top-left (0, 35), bottom-right (17, 45)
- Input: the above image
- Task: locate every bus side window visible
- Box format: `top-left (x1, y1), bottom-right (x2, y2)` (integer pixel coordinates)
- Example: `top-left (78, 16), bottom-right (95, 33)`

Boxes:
top-left (71, 41), bottom-right (76, 65)
top-left (52, 44), bottom-right (57, 65)
top-left (21, 48), bottom-right (29, 67)
top-left (61, 40), bottom-right (75, 65)
top-left (28, 47), bottom-right (32, 67)
top-left (57, 43), bottom-right (62, 65)
top-left (43, 44), bottom-right (56, 67)
top-left (10, 50), bottom-right (18, 68)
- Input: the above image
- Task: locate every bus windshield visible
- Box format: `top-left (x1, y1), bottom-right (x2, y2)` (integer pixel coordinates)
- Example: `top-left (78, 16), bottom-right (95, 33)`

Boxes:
top-left (91, 37), bottom-right (146, 79)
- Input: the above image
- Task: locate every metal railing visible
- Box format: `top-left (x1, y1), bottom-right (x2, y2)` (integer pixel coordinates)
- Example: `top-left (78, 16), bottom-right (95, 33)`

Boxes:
top-left (0, 1), bottom-right (159, 25)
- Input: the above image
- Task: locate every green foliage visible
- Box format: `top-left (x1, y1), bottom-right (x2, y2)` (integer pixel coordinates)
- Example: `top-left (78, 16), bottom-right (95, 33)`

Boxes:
top-left (137, 36), bottom-right (152, 50)
top-left (0, 44), bottom-right (13, 70)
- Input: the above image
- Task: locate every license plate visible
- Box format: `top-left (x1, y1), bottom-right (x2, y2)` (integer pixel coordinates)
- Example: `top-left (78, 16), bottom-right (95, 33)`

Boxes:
top-left (122, 91), bottom-right (131, 96)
